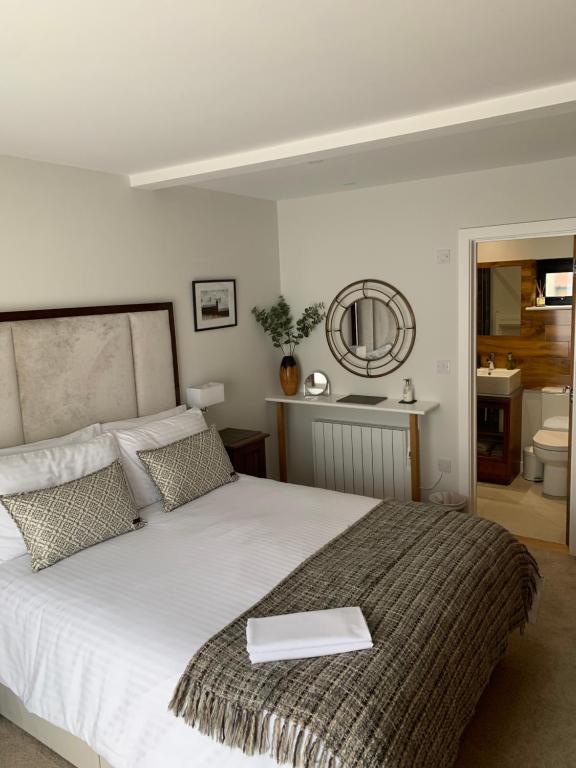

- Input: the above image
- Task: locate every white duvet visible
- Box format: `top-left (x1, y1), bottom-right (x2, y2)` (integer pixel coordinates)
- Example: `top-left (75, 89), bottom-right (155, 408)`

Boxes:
top-left (0, 475), bottom-right (377, 768)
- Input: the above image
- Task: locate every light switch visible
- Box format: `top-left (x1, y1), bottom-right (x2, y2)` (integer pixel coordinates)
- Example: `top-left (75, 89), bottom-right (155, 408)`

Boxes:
top-left (436, 360), bottom-right (451, 374)
top-left (436, 249), bottom-right (451, 264)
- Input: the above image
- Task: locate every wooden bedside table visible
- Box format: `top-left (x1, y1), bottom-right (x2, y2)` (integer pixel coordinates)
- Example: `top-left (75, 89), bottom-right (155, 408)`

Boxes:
top-left (219, 428), bottom-right (269, 478)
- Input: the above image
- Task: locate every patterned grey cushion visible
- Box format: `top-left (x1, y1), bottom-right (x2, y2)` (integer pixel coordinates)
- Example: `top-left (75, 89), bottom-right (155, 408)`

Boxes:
top-left (137, 425), bottom-right (238, 513)
top-left (0, 460), bottom-right (144, 571)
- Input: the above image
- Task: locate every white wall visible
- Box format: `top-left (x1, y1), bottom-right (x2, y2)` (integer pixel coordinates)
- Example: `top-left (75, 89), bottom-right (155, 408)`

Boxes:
top-left (277, 156), bottom-right (576, 494)
top-left (0, 155), bottom-right (281, 466)
top-left (521, 390), bottom-right (543, 457)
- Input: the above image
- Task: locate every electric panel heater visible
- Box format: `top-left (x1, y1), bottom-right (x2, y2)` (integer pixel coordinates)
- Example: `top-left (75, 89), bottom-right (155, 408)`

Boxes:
top-left (312, 419), bottom-right (411, 500)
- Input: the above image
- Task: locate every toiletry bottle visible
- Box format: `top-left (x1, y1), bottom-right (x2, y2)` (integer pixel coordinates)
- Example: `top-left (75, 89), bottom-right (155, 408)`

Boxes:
top-left (403, 378), bottom-right (415, 403)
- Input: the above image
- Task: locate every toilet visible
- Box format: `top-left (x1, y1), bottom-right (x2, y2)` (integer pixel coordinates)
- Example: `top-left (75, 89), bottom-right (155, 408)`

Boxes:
top-left (532, 387), bottom-right (570, 497)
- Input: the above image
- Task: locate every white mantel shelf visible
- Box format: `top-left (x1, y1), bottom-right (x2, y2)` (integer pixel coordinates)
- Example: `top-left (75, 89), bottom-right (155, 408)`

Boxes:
top-left (266, 394), bottom-right (439, 501)
top-left (265, 393), bottom-right (439, 417)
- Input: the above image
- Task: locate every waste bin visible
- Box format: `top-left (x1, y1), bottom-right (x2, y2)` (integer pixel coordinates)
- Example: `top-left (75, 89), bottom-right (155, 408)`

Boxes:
top-left (523, 446), bottom-right (543, 482)
top-left (429, 490), bottom-right (467, 512)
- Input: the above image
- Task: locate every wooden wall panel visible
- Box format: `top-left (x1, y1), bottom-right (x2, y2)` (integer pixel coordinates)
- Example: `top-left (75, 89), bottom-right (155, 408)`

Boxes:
top-left (546, 325), bottom-right (571, 343)
top-left (477, 259), bottom-right (573, 389)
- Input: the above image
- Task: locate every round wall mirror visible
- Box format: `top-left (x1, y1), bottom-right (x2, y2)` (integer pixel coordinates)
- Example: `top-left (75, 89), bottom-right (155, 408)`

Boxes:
top-left (304, 371), bottom-right (330, 397)
top-left (325, 280), bottom-right (416, 377)
top-left (341, 299), bottom-right (397, 359)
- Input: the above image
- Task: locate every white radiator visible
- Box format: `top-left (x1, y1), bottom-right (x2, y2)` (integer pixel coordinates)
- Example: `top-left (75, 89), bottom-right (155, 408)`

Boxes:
top-left (312, 420), bottom-right (411, 500)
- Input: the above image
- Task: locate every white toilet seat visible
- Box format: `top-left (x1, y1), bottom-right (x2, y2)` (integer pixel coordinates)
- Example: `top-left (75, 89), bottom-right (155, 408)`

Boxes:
top-left (533, 429), bottom-right (569, 451)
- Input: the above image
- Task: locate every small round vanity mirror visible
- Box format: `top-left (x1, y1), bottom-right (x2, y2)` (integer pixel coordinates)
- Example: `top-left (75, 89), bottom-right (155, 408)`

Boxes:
top-left (304, 371), bottom-right (330, 397)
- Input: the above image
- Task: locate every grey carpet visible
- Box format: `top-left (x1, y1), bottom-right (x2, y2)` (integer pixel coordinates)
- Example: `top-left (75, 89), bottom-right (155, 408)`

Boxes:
top-left (455, 548), bottom-right (576, 768)
top-left (0, 717), bottom-right (73, 768)
top-left (0, 548), bottom-right (574, 768)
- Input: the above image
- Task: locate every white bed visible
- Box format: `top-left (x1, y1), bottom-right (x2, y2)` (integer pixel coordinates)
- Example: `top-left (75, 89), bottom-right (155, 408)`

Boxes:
top-left (0, 303), bottom-right (540, 768)
top-left (0, 474), bottom-right (377, 768)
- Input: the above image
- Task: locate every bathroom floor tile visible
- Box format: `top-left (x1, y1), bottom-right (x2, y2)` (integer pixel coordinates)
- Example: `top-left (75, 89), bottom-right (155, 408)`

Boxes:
top-left (477, 475), bottom-right (566, 544)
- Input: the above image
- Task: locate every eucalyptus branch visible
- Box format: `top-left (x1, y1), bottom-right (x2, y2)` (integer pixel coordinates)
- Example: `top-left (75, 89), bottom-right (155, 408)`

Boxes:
top-left (252, 296), bottom-right (325, 357)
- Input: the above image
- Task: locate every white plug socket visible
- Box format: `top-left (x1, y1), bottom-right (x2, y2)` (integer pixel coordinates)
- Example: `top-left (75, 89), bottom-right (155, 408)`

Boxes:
top-left (436, 360), bottom-right (451, 375)
top-left (438, 459), bottom-right (452, 473)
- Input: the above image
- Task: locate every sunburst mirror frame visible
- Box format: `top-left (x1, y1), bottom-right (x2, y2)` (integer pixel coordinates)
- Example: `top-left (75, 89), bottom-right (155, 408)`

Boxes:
top-left (325, 279), bottom-right (416, 377)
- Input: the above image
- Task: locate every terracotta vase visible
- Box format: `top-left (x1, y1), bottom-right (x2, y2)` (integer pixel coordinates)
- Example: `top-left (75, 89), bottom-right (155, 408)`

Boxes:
top-left (279, 355), bottom-right (299, 396)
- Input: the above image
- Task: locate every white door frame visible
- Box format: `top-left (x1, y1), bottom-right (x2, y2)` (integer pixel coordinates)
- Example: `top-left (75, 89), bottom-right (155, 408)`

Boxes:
top-left (457, 217), bottom-right (576, 553)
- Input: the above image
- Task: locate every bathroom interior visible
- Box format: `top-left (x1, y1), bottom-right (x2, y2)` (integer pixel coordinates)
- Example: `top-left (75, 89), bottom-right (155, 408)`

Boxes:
top-left (476, 235), bottom-right (575, 545)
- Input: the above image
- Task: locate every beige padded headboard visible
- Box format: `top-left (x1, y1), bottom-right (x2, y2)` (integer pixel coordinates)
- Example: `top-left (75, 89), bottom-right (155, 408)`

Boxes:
top-left (0, 303), bottom-right (180, 448)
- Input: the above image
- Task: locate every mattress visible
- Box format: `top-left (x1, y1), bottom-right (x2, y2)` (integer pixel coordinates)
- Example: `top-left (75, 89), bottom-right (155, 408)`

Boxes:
top-left (0, 475), bottom-right (377, 768)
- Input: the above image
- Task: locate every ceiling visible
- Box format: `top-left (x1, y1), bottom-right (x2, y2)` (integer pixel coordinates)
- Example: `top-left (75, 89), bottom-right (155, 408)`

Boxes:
top-left (2, 0), bottom-right (576, 197)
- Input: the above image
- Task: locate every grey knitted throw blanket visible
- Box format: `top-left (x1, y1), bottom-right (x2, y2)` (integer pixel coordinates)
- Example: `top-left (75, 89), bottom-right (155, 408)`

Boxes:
top-left (170, 500), bottom-right (539, 768)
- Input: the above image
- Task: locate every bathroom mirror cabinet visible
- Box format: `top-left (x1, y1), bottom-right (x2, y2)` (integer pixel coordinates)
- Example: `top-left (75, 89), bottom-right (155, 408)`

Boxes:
top-left (477, 264), bottom-right (521, 336)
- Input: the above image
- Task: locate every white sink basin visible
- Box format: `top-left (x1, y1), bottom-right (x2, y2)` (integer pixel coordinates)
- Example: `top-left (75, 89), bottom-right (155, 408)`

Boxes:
top-left (477, 368), bottom-right (521, 396)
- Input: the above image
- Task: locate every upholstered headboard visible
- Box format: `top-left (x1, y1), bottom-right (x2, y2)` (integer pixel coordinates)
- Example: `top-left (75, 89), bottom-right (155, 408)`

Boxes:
top-left (0, 303), bottom-right (180, 449)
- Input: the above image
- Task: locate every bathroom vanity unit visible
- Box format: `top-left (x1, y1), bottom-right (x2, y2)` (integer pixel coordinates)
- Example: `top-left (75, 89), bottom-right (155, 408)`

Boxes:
top-left (477, 389), bottom-right (523, 484)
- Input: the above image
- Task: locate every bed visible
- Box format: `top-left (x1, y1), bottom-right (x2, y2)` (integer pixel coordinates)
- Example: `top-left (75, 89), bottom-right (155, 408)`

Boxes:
top-left (1, 474), bottom-right (379, 768)
top-left (0, 303), bottom-right (538, 768)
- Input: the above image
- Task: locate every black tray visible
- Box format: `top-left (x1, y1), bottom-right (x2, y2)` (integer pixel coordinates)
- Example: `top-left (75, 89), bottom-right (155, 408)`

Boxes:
top-left (337, 395), bottom-right (388, 405)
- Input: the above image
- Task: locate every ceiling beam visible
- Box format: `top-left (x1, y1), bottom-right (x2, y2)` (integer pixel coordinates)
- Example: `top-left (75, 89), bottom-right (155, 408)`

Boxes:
top-left (129, 80), bottom-right (576, 190)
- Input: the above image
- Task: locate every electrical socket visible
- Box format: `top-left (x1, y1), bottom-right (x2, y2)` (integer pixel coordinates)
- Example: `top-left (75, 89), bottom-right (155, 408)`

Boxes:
top-left (438, 459), bottom-right (452, 473)
top-left (436, 360), bottom-right (451, 375)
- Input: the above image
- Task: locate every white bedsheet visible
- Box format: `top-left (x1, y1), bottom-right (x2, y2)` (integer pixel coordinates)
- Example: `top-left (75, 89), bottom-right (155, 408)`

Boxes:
top-left (0, 475), bottom-right (377, 768)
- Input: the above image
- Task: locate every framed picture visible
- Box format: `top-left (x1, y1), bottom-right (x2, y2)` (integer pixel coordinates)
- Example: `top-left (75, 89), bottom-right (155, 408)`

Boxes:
top-left (192, 279), bottom-right (237, 331)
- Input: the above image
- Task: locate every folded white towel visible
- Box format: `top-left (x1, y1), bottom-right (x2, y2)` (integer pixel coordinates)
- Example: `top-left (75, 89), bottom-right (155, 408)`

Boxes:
top-left (249, 640), bottom-right (373, 664)
top-left (246, 606), bottom-right (373, 664)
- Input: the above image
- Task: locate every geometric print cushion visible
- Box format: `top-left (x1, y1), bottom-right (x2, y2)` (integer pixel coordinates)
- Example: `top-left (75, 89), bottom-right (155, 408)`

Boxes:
top-left (0, 460), bottom-right (144, 571)
top-left (137, 425), bottom-right (238, 513)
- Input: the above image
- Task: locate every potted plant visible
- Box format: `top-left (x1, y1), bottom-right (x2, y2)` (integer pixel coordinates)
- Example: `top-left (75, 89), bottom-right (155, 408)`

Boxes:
top-left (252, 296), bottom-right (325, 395)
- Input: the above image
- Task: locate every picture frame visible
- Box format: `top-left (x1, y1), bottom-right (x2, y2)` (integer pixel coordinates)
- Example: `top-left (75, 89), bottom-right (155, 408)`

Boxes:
top-left (192, 279), bottom-right (237, 331)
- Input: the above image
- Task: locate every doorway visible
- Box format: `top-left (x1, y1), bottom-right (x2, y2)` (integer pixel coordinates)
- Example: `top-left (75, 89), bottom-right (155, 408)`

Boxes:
top-left (476, 236), bottom-right (574, 543)
top-left (457, 219), bottom-right (576, 553)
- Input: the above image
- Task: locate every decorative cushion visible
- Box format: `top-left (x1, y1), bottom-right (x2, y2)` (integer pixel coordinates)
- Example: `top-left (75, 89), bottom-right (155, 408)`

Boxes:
top-left (0, 460), bottom-right (143, 571)
top-left (137, 425), bottom-right (237, 513)
top-left (109, 409), bottom-right (208, 509)
top-left (0, 433), bottom-right (120, 564)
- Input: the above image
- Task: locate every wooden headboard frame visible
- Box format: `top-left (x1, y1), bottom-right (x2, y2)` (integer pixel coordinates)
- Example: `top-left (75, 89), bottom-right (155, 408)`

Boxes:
top-left (0, 302), bottom-right (181, 447)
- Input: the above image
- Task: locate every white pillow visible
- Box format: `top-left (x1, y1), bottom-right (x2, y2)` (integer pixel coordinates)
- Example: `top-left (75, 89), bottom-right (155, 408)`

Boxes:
top-left (111, 409), bottom-right (208, 509)
top-left (102, 405), bottom-right (186, 432)
top-left (0, 423), bottom-right (102, 457)
top-left (0, 433), bottom-right (119, 564)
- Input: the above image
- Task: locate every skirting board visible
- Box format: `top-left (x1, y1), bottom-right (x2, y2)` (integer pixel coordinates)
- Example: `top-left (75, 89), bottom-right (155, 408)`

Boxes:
top-left (0, 683), bottom-right (114, 768)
